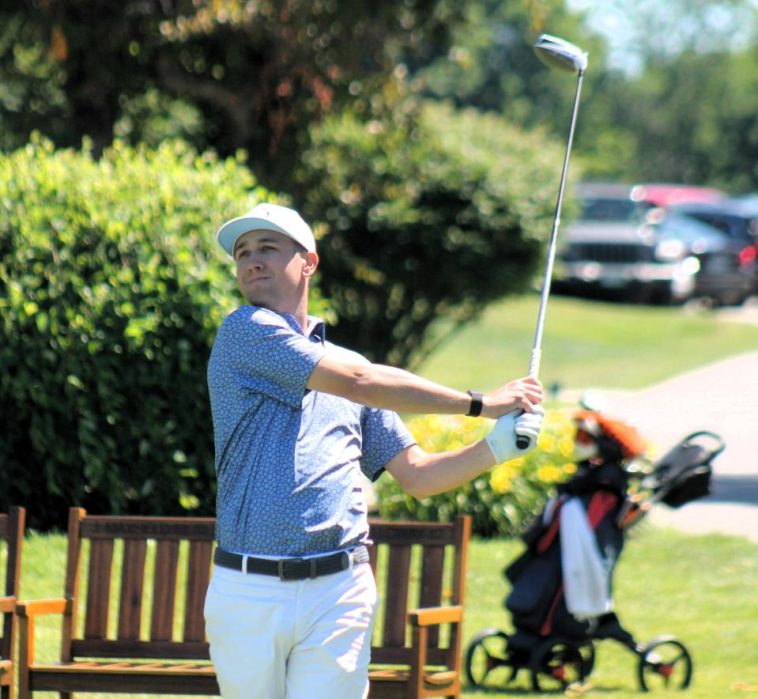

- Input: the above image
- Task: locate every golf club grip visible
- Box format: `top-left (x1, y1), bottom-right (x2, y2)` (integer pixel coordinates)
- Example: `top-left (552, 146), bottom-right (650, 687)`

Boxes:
top-left (515, 348), bottom-right (542, 449)
top-left (527, 348), bottom-right (542, 379)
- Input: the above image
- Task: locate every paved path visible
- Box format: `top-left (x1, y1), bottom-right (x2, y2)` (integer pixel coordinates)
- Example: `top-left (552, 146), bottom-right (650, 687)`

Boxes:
top-left (590, 350), bottom-right (758, 543)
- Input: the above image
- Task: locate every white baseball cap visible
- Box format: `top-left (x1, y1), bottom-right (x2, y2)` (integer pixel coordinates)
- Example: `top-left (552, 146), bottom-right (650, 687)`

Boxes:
top-left (216, 203), bottom-right (316, 256)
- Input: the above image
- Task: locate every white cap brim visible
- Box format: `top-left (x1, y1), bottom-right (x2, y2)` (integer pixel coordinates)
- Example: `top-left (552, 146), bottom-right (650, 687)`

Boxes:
top-left (216, 204), bottom-right (316, 256)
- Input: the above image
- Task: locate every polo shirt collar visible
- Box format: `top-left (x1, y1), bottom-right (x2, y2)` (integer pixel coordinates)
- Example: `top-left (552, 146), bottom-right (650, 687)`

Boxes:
top-left (306, 316), bottom-right (326, 343)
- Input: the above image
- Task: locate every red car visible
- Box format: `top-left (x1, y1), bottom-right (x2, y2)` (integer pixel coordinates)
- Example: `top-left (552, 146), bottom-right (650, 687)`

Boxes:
top-left (630, 183), bottom-right (725, 208)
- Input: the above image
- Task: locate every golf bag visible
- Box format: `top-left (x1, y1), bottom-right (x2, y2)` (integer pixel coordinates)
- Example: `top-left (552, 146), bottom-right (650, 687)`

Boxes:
top-left (504, 462), bottom-right (629, 650)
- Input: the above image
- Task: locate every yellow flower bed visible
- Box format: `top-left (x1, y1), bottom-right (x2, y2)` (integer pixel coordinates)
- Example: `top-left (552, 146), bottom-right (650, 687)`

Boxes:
top-left (375, 409), bottom-right (580, 537)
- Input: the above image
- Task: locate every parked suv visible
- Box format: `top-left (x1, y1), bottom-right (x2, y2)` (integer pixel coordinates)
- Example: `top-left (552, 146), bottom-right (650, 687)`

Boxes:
top-left (553, 182), bottom-right (755, 305)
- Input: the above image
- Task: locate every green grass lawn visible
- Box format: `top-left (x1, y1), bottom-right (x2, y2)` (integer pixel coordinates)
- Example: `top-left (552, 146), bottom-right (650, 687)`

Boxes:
top-left (417, 295), bottom-right (758, 392)
top-left (14, 525), bottom-right (758, 699)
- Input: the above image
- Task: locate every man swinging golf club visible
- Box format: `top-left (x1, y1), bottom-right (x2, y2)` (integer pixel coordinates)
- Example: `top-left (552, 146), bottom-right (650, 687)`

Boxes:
top-left (204, 201), bottom-right (544, 699)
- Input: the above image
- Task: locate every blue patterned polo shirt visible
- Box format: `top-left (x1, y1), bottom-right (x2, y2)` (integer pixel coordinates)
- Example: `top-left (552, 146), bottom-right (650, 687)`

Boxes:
top-left (207, 305), bottom-right (416, 556)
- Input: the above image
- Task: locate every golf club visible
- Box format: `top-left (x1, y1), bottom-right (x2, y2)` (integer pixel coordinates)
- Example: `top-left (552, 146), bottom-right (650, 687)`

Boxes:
top-left (516, 34), bottom-right (588, 450)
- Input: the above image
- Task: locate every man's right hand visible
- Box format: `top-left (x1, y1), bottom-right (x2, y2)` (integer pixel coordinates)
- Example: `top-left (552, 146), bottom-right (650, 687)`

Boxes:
top-left (482, 375), bottom-right (543, 419)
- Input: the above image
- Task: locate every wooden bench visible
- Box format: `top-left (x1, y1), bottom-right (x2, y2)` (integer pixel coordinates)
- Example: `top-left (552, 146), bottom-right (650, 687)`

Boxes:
top-left (1, 507), bottom-right (25, 699)
top-left (17, 508), bottom-right (471, 699)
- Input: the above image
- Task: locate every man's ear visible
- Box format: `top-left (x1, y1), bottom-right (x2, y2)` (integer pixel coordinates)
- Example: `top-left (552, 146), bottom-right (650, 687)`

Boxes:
top-left (303, 251), bottom-right (319, 278)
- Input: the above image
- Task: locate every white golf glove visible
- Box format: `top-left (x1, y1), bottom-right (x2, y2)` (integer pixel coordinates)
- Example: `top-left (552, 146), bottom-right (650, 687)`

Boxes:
top-left (485, 407), bottom-right (544, 463)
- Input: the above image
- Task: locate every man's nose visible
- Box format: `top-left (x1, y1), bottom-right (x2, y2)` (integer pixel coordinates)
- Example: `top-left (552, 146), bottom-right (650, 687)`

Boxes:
top-left (242, 255), bottom-right (264, 271)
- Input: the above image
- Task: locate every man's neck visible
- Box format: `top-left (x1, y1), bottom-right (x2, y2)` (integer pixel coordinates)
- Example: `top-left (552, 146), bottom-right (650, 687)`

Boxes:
top-left (291, 304), bottom-right (309, 335)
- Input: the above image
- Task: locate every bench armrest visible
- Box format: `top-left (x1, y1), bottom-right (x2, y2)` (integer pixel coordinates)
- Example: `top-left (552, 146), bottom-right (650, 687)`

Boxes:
top-left (16, 598), bottom-right (68, 618)
top-left (0, 596), bottom-right (15, 613)
top-left (408, 605), bottom-right (463, 627)
top-left (17, 598), bottom-right (69, 671)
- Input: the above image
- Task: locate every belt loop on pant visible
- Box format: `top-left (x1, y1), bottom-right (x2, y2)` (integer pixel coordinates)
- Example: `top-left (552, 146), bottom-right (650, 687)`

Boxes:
top-left (241, 554), bottom-right (249, 574)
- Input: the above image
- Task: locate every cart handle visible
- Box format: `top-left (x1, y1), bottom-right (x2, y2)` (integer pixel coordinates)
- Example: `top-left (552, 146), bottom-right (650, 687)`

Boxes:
top-left (678, 430), bottom-right (726, 459)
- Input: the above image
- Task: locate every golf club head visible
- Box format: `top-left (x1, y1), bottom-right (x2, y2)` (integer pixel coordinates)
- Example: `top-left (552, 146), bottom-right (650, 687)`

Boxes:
top-left (534, 34), bottom-right (588, 74)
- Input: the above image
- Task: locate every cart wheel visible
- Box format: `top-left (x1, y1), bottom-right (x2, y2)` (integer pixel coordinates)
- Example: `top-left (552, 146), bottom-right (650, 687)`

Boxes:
top-left (465, 628), bottom-right (512, 688)
top-left (529, 637), bottom-right (595, 692)
top-left (637, 636), bottom-right (693, 691)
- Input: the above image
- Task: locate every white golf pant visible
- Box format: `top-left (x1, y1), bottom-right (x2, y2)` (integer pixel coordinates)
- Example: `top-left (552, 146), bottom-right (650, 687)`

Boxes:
top-left (204, 561), bottom-right (377, 699)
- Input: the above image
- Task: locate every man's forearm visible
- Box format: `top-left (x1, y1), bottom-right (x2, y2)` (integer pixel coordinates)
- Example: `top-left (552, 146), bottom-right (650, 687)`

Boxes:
top-left (349, 363), bottom-right (471, 414)
top-left (309, 354), bottom-right (471, 414)
top-left (308, 350), bottom-right (542, 418)
top-left (385, 442), bottom-right (497, 499)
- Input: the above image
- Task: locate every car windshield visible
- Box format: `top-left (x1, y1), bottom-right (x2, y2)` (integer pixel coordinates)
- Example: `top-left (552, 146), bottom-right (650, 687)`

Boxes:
top-left (672, 201), bottom-right (758, 242)
top-left (656, 214), bottom-right (725, 247)
top-left (579, 197), bottom-right (646, 223)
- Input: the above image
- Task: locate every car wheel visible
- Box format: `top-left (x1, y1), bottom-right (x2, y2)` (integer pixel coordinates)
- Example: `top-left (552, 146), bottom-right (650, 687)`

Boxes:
top-left (721, 288), bottom-right (750, 307)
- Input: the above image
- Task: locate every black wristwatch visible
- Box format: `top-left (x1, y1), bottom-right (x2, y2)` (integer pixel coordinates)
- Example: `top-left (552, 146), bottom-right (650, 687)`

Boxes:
top-left (466, 390), bottom-right (483, 417)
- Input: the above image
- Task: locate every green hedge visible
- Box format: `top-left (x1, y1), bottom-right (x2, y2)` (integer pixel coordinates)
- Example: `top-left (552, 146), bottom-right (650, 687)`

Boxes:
top-left (0, 137), bottom-right (294, 529)
top-left (376, 409), bottom-right (579, 537)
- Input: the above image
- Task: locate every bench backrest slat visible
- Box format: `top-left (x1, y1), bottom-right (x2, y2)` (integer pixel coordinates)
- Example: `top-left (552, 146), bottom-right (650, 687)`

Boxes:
top-left (419, 545), bottom-right (445, 646)
top-left (118, 539), bottom-right (147, 640)
top-left (151, 540), bottom-right (180, 641)
top-left (184, 541), bottom-right (213, 642)
top-left (1, 506), bottom-right (25, 699)
top-left (382, 544), bottom-right (411, 646)
top-left (70, 638), bottom-right (210, 660)
top-left (84, 539), bottom-right (114, 639)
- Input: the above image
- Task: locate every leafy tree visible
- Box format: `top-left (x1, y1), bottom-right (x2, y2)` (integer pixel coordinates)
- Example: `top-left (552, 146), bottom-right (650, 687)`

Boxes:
top-left (2, 0), bottom-right (757, 191)
top-left (0, 131), bottom-right (562, 527)
top-left (0, 11), bottom-right (71, 150)
top-left (595, 48), bottom-right (758, 190)
top-left (409, 0), bottom-right (607, 129)
top-left (0, 0), bottom-right (463, 189)
top-left (405, 0), bottom-right (642, 184)
top-left (570, 0), bottom-right (758, 189)
top-left (296, 97), bottom-right (566, 367)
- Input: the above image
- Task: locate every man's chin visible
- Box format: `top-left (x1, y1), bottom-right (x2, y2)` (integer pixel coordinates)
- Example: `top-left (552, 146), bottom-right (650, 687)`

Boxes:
top-left (241, 291), bottom-right (279, 311)
top-left (238, 284), bottom-right (266, 306)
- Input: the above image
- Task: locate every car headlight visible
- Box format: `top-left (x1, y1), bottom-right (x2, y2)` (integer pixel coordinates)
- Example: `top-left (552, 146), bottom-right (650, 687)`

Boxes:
top-left (679, 256), bottom-right (701, 276)
top-left (655, 239), bottom-right (687, 260)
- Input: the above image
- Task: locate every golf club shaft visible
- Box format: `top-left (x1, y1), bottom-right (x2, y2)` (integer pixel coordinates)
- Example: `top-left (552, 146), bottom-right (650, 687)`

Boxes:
top-left (516, 68), bottom-right (585, 448)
